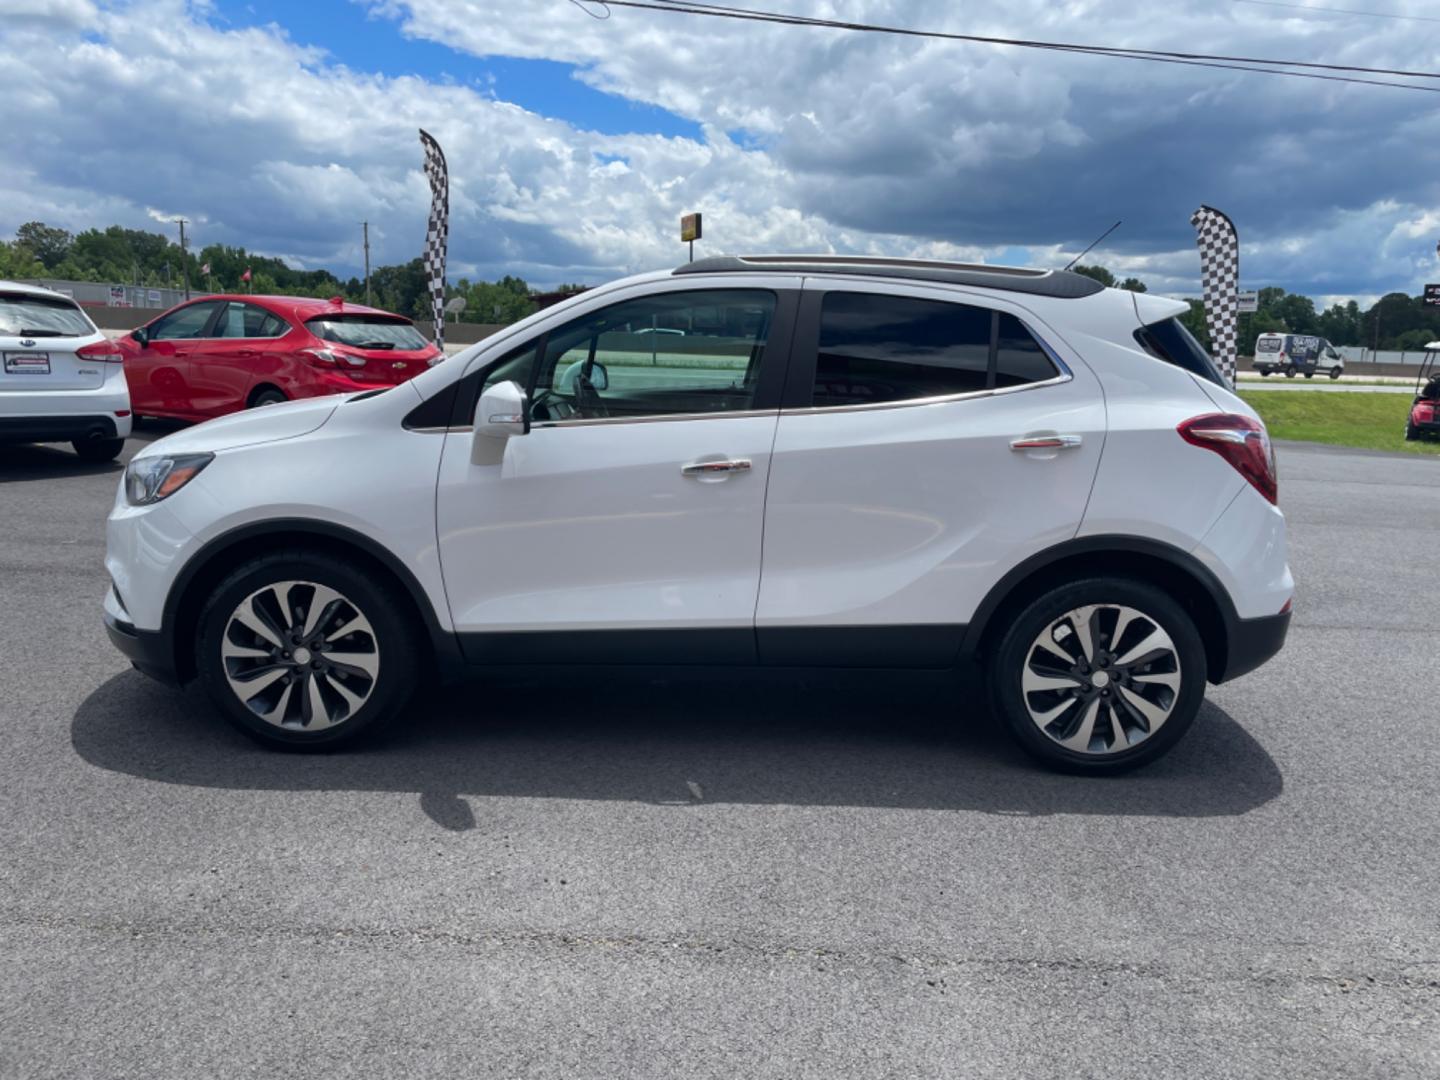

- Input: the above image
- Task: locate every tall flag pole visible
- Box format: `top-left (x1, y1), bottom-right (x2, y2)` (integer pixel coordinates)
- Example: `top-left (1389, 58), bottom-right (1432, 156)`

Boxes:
top-left (1190, 205), bottom-right (1240, 387)
top-left (420, 128), bottom-right (450, 351)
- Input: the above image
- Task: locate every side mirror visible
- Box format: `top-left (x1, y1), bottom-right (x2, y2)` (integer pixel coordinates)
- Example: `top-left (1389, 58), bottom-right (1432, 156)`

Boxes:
top-left (132, 326), bottom-right (150, 347)
top-left (472, 380), bottom-right (528, 466)
top-left (474, 380), bottom-right (528, 438)
top-left (587, 361), bottom-right (609, 391)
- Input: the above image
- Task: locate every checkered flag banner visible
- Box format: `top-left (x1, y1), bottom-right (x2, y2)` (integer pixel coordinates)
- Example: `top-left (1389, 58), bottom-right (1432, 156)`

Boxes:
top-left (420, 128), bottom-right (449, 351)
top-left (1190, 204), bottom-right (1239, 387)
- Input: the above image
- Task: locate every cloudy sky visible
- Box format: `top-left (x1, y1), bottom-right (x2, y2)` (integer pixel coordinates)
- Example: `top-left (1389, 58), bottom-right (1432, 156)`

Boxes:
top-left (3, 0), bottom-right (1439, 301)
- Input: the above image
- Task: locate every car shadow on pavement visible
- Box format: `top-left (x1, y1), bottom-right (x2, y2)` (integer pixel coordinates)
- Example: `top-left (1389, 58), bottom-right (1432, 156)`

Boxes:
top-left (72, 667), bottom-right (1283, 829)
top-left (0, 443), bottom-right (124, 482)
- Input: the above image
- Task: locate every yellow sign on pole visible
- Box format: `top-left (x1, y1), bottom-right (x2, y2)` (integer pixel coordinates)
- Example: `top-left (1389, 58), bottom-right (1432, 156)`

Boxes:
top-left (680, 213), bottom-right (702, 242)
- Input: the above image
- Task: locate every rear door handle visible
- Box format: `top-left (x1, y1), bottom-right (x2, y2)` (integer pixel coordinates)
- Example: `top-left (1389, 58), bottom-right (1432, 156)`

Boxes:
top-left (681, 458), bottom-right (752, 477)
top-left (1010, 434), bottom-right (1083, 451)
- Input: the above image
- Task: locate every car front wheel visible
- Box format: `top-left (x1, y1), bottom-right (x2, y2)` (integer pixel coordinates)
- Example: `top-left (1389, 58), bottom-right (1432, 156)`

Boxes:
top-left (196, 552), bottom-right (420, 750)
top-left (1329, 368), bottom-right (1342, 380)
top-left (988, 578), bottom-right (1207, 774)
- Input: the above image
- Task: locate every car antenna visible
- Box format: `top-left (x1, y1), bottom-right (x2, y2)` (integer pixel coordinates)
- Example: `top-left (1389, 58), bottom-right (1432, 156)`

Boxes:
top-left (1062, 220), bottom-right (1122, 272)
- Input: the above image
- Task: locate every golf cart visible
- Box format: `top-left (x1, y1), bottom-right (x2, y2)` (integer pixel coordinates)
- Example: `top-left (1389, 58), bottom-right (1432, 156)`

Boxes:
top-left (1406, 342), bottom-right (1440, 441)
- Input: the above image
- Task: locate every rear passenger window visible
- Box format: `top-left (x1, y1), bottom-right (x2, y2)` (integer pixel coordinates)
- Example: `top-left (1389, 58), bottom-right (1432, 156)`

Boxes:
top-left (813, 293), bottom-right (1056, 407)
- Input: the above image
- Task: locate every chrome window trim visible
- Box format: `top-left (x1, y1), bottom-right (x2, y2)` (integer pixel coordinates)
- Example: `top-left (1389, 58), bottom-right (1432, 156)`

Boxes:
top-left (779, 371), bottom-right (1073, 416)
top-left (532, 407), bottom-right (778, 429)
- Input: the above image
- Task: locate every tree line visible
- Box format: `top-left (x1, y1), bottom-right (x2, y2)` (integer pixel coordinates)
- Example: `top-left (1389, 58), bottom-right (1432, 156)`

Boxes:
top-left (1071, 263), bottom-right (1433, 352)
top-left (5, 221), bottom-right (1438, 347)
top-left (0, 221), bottom-right (584, 326)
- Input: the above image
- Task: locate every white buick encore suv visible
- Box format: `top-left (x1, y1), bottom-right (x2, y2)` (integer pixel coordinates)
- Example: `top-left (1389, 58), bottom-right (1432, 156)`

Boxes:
top-left (104, 255), bottom-right (1293, 772)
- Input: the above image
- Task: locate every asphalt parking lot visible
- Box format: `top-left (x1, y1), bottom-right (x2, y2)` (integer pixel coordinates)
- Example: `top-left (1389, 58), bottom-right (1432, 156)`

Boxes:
top-left (2, 427), bottom-right (1437, 1078)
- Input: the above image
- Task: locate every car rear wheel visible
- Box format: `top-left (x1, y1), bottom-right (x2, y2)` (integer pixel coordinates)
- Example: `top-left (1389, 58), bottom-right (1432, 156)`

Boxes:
top-left (988, 578), bottom-right (1207, 774)
top-left (1304, 371), bottom-right (1314, 379)
top-left (1285, 366), bottom-right (1297, 378)
top-left (1405, 423), bottom-right (1419, 442)
top-left (72, 437), bottom-right (125, 462)
top-left (1258, 369), bottom-right (1270, 377)
top-left (1329, 367), bottom-right (1342, 380)
top-left (196, 552), bottom-right (421, 750)
top-left (250, 388), bottom-right (287, 408)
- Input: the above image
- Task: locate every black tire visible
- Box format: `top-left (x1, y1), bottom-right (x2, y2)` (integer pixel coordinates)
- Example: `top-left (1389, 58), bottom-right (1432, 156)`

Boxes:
top-left (987, 577), bottom-right (1208, 774)
top-left (1304, 372), bottom-right (1314, 379)
top-left (195, 550), bottom-right (422, 750)
top-left (1258, 369), bottom-right (1270, 377)
top-left (1329, 367), bottom-right (1342, 380)
top-left (1285, 366), bottom-right (1297, 378)
top-left (250, 388), bottom-right (287, 408)
top-left (72, 437), bottom-right (125, 462)
top-left (1405, 423), bottom-right (1419, 442)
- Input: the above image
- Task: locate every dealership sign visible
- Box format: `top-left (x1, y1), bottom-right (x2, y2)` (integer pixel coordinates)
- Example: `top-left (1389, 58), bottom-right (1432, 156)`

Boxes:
top-left (1424, 284), bottom-right (1440, 306)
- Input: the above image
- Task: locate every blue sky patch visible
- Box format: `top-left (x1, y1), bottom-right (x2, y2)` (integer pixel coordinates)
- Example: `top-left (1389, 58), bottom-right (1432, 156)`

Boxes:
top-left (209, 0), bottom-right (704, 140)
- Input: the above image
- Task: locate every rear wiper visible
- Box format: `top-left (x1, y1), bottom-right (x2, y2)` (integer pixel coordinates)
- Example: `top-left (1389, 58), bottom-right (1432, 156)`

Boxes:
top-left (16, 328), bottom-right (65, 337)
top-left (354, 340), bottom-right (396, 350)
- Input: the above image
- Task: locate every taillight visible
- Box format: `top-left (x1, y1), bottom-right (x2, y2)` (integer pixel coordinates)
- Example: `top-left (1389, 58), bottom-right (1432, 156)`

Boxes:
top-left (1177, 413), bottom-right (1278, 505)
top-left (76, 341), bottom-right (126, 364)
top-left (1415, 403), bottom-right (1436, 424)
top-left (425, 347), bottom-right (445, 368)
top-left (301, 346), bottom-right (366, 369)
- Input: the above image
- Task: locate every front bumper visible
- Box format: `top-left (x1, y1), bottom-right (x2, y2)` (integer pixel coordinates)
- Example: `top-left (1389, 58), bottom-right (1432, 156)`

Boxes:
top-left (104, 610), bottom-right (181, 685)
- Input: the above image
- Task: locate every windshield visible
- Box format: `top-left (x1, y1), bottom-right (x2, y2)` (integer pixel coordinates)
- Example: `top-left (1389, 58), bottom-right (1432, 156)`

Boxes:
top-left (0, 292), bottom-right (95, 337)
top-left (306, 314), bottom-right (429, 351)
top-left (1134, 317), bottom-right (1226, 386)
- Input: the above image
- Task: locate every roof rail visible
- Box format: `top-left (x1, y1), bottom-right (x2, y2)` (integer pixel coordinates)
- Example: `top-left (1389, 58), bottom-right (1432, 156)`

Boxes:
top-left (672, 254), bottom-right (1106, 299)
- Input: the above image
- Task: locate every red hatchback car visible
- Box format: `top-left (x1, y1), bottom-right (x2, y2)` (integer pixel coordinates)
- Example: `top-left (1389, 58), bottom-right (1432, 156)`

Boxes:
top-left (118, 295), bottom-right (442, 420)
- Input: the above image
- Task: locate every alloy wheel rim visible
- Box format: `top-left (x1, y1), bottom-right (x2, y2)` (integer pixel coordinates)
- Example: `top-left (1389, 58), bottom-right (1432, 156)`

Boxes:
top-left (220, 580), bottom-right (379, 730)
top-left (1021, 603), bottom-right (1181, 755)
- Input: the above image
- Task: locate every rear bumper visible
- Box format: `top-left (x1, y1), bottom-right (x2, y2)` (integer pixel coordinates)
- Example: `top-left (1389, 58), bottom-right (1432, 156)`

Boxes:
top-left (104, 611), bottom-right (181, 685)
top-left (0, 414), bottom-right (123, 443)
top-left (1216, 610), bottom-right (1290, 683)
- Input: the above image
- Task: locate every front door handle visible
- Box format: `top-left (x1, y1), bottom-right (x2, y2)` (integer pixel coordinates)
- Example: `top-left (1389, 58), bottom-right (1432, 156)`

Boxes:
top-left (681, 458), bottom-right (752, 478)
top-left (1010, 434), bottom-right (1083, 451)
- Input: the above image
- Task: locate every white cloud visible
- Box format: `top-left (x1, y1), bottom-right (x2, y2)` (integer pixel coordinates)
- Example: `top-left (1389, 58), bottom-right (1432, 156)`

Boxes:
top-left (0, 0), bottom-right (1435, 299)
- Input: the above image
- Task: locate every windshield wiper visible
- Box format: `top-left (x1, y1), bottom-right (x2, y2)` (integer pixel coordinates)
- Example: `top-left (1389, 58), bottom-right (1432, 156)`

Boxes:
top-left (15, 328), bottom-right (66, 337)
top-left (353, 340), bottom-right (396, 350)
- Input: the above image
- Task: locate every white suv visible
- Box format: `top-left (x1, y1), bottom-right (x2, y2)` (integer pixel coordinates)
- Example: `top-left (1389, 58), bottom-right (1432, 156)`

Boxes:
top-left (1, 281), bottom-right (132, 461)
top-left (104, 256), bottom-right (1293, 772)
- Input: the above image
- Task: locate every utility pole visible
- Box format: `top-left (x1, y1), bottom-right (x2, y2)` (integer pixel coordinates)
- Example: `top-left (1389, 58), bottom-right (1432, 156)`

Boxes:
top-left (177, 219), bottom-right (190, 301)
top-left (363, 221), bottom-right (371, 305)
top-left (1373, 310), bottom-right (1381, 360)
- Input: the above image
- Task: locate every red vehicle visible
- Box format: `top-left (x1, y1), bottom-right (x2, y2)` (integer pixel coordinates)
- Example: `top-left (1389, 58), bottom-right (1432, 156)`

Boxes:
top-left (117, 295), bottom-right (442, 420)
top-left (1406, 343), bottom-right (1440, 442)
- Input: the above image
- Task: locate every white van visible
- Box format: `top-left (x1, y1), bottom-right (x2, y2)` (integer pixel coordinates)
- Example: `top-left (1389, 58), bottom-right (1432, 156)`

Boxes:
top-left (1253, 333), bottom-right (1344, 379)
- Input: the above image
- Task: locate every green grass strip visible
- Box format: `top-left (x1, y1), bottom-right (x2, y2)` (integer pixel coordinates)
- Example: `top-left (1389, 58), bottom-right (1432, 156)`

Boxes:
top-left (1240, 390), bottom-right (1440, 457)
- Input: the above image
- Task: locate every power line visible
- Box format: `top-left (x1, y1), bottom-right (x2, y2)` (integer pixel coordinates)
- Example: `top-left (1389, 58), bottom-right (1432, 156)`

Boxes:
top-left (590, 0), bottom-right (1440, 93)
top-left (1233, 0), bottom-right (1440, 24)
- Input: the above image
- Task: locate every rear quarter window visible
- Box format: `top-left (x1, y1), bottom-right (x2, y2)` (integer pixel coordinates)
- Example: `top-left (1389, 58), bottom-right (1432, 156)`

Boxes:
top-left (1134, 318), bottom-right (1226, 386)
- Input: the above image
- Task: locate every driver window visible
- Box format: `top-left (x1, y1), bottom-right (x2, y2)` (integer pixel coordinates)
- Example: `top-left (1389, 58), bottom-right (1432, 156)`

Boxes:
top-left (530, 289), bottom-right (776, 423)
top-left (149, 301), bottom-right (221, 340)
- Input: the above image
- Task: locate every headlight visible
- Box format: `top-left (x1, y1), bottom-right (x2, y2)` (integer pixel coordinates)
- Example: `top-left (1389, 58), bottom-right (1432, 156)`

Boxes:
top-left (124, 453), bottom-right (213, 506)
